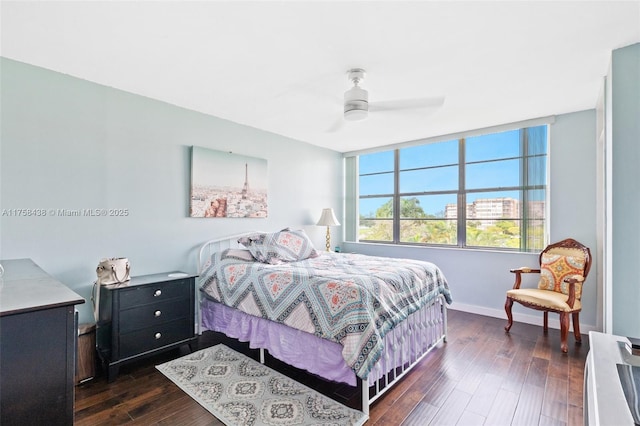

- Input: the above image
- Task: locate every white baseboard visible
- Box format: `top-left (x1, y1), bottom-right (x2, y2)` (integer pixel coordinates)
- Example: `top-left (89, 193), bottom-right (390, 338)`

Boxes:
top-left (448, 302), bottom-right (599, 334)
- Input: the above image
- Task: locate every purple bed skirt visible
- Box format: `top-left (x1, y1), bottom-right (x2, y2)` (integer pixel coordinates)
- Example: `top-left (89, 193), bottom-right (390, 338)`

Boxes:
top-left (200, 296), bottom-right (359, 386)
top-left (201, 295), bottom-right (445, 388)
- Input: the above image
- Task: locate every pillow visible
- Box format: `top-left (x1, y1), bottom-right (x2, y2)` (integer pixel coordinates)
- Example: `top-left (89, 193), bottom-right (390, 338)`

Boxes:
top-left (538, 253), bottom-right (586, 299)
top-left (237, 232), bottom-right (266, 247)
top-left (241, 229), bottom-right (318, 264)
top-left (221, 248), bottom-right (256, 262)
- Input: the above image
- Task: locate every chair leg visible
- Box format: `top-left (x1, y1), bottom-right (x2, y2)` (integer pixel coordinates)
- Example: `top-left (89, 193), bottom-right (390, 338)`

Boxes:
top-left (560, 312), bottom-right (569, 353)
top-left (543, 311), bottom-right (549, 333)
top-left (572, 312), bottom-right (582, 343)
top-left (505, 297), bottom-right (514, 332)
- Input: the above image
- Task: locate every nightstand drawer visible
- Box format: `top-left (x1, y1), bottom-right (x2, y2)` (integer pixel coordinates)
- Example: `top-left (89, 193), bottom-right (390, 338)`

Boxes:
top-left (119, 279), bottom-right (189, 309)
top-left (119, 319), bottom-right (192, 358)
top-left (119, 298), bottom-right (190, 333)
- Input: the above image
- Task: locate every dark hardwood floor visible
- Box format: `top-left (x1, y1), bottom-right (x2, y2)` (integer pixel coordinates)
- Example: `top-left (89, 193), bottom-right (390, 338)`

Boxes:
top-left (74, 310), bottom-right (589, 425)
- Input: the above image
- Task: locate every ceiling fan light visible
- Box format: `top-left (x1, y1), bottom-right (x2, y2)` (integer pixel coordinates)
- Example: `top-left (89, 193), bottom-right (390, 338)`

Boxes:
top-left (344, 108), bottom-right (368, 121)
top-left (344, 86), bottom-right (368, 121)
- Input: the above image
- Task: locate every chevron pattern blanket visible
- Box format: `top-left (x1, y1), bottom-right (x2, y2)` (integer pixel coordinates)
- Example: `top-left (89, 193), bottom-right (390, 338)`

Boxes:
top-left (200, 251), bottom-right (452, 379)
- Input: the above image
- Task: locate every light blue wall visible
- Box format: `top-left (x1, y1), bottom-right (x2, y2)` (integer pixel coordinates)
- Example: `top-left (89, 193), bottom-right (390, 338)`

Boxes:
top-left (0, 57), bottom-right (602, 331)
top-left (0, 58), bottom-right (343, 323)
top-left (611, 43), bottom-right (640, 338)
top-left (344, 110), bottom-right (599, 330)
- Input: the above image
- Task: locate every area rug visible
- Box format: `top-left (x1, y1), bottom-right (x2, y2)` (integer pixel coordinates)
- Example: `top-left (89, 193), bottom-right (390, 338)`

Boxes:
top-left (156, 344), bottom-right (367, 426)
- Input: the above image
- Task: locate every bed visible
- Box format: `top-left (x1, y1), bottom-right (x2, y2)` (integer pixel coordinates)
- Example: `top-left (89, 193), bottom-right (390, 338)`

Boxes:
top-left (197, 229), bottom-right (452, 416)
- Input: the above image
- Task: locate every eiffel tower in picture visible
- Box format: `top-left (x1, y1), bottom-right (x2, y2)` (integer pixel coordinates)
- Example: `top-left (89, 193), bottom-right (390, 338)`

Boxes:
top-left (241, 163), bottom-right (249, 200)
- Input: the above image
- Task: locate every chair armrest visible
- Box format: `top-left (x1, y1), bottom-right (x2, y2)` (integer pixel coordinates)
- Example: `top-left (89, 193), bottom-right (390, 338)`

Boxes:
top-left (510, 267), bottom-right (541, 274)
top-left (509, 267), bottom-right (541, 289)
top-left (564, 275), bottom-right (585, 309)
top-left (563, 274), bottom-right (585, 284)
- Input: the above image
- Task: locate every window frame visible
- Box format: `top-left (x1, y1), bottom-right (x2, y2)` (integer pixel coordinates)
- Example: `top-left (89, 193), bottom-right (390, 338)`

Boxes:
top-left (355, 125), bottom-right (549, 252)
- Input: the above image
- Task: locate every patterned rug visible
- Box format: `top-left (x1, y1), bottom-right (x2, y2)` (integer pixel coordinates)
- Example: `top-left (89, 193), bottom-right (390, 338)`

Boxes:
top-left (156, 344), bottom-right (368, 426)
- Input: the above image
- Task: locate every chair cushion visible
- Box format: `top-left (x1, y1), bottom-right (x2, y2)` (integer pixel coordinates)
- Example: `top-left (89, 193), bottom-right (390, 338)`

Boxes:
top-left (507, 288), bottom-right (582, 312)
top-left (538, 253), bottom-right (586, 299)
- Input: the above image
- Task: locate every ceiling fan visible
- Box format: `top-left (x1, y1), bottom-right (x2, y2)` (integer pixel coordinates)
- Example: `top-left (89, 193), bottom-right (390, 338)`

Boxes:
top-left (335, 68), bottom-right (445, 128)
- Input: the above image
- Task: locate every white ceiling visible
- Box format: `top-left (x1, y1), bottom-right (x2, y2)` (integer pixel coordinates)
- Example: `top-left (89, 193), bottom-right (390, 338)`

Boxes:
top-left (1, 1), bottom-right (639, 153)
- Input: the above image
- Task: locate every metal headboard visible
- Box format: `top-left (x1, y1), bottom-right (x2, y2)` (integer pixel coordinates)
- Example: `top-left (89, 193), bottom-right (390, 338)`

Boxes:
top-left (197, 231), bottom-right (261, 273)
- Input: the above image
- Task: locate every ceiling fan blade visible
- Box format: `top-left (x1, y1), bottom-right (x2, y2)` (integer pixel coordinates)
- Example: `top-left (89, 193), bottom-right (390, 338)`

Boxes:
top-left (369, 96), bottom-right (445, 112)
top-left (326, 118), bottom-right (345, 133)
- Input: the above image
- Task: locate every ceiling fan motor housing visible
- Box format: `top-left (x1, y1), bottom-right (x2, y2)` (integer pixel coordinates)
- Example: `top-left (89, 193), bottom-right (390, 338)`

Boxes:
top-left (344, 86), bottom-right (368, 121)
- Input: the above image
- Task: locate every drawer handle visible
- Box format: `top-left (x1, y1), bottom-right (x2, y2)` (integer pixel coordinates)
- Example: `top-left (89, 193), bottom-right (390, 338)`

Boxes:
top-left (155, 332), bottom-right (162, 339)
top-left (154, 310), bottom-right (162, 317)
top-left (154, 289), bottom-right (162, 297)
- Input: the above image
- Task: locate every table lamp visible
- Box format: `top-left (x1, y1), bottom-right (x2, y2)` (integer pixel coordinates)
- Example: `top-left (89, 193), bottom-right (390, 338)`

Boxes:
top-left (316, 208), bottom-right (340, 252)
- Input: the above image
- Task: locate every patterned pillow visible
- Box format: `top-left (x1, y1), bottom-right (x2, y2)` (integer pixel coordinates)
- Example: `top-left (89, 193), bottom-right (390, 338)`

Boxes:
top-left (221, 248), bottom-right (256, 262)
top-left (237, 233), bottom-right (265, 247)
top-left (240, 229), bottom-right (318, 264)
top-left (538, 253), bottom-right (586, 299)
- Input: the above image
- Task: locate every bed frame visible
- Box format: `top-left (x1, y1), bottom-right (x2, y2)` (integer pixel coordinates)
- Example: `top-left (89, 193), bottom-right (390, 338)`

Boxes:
top-left (197, 233), bottom-right (448, 416)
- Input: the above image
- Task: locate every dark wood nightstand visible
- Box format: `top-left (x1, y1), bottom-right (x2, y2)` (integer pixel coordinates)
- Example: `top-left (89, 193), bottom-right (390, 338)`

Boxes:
top-left (96, 272), bottom-right (198, 382)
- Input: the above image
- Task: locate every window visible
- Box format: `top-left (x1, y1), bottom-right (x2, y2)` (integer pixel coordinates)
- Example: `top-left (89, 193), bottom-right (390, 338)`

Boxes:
top-left (356, 125), bottom-right (548, 252)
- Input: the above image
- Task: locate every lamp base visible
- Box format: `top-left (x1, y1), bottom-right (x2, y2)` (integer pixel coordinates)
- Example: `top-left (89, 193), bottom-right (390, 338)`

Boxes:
top-left (325, 226), bottom-right (331, 252)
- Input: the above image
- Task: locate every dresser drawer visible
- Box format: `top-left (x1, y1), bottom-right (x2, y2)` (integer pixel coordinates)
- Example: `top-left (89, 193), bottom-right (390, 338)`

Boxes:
top-left (119, 279), bottom-right (190, 309)
top-left (119, 298), bottom-right (191, 333)
top-left (119, 319), bottom-right (192, 359)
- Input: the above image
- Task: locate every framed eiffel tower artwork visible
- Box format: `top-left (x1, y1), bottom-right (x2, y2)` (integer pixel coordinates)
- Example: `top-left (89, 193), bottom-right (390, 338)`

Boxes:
top-left (190, 146), bottom-right (268, 218)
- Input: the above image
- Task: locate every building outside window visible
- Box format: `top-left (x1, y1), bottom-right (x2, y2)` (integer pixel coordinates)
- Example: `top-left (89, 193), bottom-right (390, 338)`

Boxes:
top-left (356, 124), bottom-right (548, 252)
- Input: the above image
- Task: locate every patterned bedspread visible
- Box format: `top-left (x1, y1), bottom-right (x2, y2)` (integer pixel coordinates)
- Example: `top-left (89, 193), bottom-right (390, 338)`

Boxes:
top-left (199, 251), bottom-right (452, 379)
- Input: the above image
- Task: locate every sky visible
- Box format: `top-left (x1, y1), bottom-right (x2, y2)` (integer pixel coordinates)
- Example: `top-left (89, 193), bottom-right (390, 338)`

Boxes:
top-left (192, 146), bottom-right (268, 190)
top-left (358, 127), bottom-right (547, 217)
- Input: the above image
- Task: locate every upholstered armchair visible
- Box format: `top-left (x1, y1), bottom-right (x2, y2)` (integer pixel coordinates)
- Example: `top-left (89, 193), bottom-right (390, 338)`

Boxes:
top-left (504, 238), bottom-right (592, 353)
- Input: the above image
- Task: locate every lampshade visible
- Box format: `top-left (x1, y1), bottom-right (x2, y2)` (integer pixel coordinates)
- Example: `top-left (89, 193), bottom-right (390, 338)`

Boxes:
top-left (316, 208), bottom-right (340, 227)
